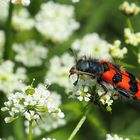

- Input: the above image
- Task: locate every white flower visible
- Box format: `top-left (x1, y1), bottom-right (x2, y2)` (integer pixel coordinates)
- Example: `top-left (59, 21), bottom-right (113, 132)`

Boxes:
top-left (0, 0), bottom-right (9, 21)
top-left (72, 0), bottom-right (80, 3)
top-left (42, 138), bottom-right (56, 140)
top-left (109, 40), bottom-right (127, 59)
top-left (46, 53), bottom-right (75, 93)
top-left (0, 30), bottom-right (5, 58)
top-left (12, 8), bottom-right (34, 31)
top-left (71, 33), bottom-right (112, 61)
top-left (106, 134), bottom-right (129, 140)
top-left (35, 1), bottom-right (80, 43)
top-left (119, 1), bottom-right (140, 16)
top-left (24, 91), bottom-right (66, 136)
top-left (72, 78), bottom-right (96, 102)
top-left (13, 41), bottom-right (48, 67)
top-left (2, 84), bottom-right (65, 125)
top-left (0, 60), bottom-right (26, 94)
top-left (11, 0), bottom-right (30, 6)
top-left (124, 28), bottom-right (140, 46)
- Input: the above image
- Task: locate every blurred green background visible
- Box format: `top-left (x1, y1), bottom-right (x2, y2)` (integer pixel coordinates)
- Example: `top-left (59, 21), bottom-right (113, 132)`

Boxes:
top-left (1, 0), bottom-right (140, 140)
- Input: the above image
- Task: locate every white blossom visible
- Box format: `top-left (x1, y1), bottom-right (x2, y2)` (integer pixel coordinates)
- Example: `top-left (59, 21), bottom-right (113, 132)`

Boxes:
top-left (24, 91), bottom-right (65, 136)
top-left (124, 28), bottom-right (140, 46)
top-left (0, 0), bottom-right (9, 21)
top-left (12, 8), bottom-right (34, 31)
top-left (71, 33), bottom-right (112, 61)
top-left (0, 30), bottom-right (5, 58)
top-left (35, 1), bottom-right (80, 43)
top-left (46, 53), bottom-right (75, 93)
top-left (72, 79), bottom-right (94, 102)
top-left (13, 41), bottom-right (48, 67)
top-left (72, 0), bottom-right (80, 3)
top-left (71, 75), bottom-right (118, 111)
top-left (109, 40), bottom-right (127, 59)
top-left (11, 0), bottom-right (30, 6)
top-left (106, 134), bottom-right (129, 140)
top-left (120, 1), bottom-right (140, 16)
top-left (0, 60), bottom-right (26, 94)
top-left (42, 138), bottom-right (56, 140)
top-left (1, 84), bottom-right (65, 125)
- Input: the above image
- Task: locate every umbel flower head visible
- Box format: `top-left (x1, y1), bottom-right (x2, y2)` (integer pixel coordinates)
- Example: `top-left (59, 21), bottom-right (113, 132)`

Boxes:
top-left (71, 33), bottom-right (112, 61)
top-left (24, 91), bottom-right (66, 136)
top-left (109, 40), bottom-right (127, 59)
top-left (1, 83), bottom-right (64, 123)
top-left (46, 53), bottom-right (75, 93)
top-left (0, 0), bottom-right (9, 21)
top-left (70, 75), bottom-right (118, 112)
top-left (35, 1), bottom-right (80, 43)
top-left (13, 41), bottom-right (48, 67)
top-left (124, 28), bottom-right (140, 46)
top-left (12, 8), bottom-right (35, 31)
top-left (11, 0), bottom-right (30, 6)
top-left (106, 134), bottom-right (129, 140)
top-left (0, 60), bottom-right (26, 94)
top-left (119, 1), bottom-right (140, 16)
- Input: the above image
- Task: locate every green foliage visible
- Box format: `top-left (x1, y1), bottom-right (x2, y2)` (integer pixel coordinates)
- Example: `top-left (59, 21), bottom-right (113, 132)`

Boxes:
top-left (1, 0), bottom-right (140, 140)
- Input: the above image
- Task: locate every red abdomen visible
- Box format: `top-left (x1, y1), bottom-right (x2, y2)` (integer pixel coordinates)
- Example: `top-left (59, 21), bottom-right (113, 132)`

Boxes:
top-left (101, 61), bottom-right (140, 100)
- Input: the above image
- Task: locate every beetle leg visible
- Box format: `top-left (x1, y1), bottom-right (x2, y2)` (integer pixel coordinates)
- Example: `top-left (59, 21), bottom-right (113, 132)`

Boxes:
top-left (113, 86), bottom-right (131, 98)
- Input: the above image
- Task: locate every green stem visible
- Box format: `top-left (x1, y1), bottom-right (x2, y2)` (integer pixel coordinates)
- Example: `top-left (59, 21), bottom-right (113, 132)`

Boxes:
top-left (127, 18), bottom-right (134, 33)
top-left (68, 115), bottom-right (86, 140)
top-left (28, 120), bottom-right (33, 140)
top-left (3, 1), bottom-right (14, 60)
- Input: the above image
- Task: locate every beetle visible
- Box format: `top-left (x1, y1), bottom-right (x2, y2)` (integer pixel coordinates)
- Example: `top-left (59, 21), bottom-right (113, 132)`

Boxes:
top-left (69, 58), bottom-right (140, 100)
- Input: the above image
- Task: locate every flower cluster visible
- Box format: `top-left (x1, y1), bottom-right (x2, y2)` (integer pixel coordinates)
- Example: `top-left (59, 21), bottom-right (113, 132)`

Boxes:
top-left (24, 91), bottom-right (66, 136)
top-left (1, 84), bottom-right (64, 124)
top-left (12, 8), bottom-right (34, 31)
top-left (106, 134), bottom-right (129, 140)
top-left (119, 1), bottom-right (140, 16)
top-left (35, 1), bottom-right (80, 43)
top-left (71, 75), bottom-right (118, 111)
top-left (109, 40), bottom-right (127, 59)
top-left (72, 78), bottom-right (95, 102)
top-left (0, 30), bottom-right (5, 58)
top-left (72, 0), bottom-right (80, 3)
top-left (11, 0), bottom-right (30, 6)
top-left (0, 60), bottom-right (26, 94)
top-left (46, 53), bottom-right (75, 93)
top-left (71, 33), bottom-right (112, 61)
top-left (13, 41), bottom-right (48, 67)
top-left (124, 28), bottom-right (140, 46)
top-left (42, 138), bottom-right (56, 140)
top-left (0, 0), bottom-right (9, 21)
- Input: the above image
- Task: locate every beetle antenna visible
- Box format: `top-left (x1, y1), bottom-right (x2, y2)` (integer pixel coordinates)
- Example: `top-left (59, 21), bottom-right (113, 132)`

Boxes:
top-left (68, 48), bottom-right (78, 63)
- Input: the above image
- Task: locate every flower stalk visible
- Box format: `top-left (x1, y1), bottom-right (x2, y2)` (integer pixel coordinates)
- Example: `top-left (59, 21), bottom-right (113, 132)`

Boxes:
top-left (127, 18), bottom-right (134, 33)
top-left (28, 120), bottom-right (33, 140)
top-left (68, 115), bottom-right (86, 140)
top-left (68, 108), bottom-right (89, 140)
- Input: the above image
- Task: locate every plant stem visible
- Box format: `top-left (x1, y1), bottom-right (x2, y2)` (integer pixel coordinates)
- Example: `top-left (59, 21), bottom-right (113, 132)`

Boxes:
top-left (68, 115), bottom-right (86, 140)
top-left (127, 18), bottom-right (134, 33)
top-left (3, 1), bottom-right (14, 60)
top-left (28, 120), bottom-right (33, 140)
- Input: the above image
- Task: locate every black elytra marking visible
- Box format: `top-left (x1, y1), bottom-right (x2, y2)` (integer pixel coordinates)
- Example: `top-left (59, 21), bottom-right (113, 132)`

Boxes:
top-left (103, 62), bottom-right (110, 72)
top-left (127, 72), bottom-right (138, 94)
top-left (112, 72), bottom-right (122, 83)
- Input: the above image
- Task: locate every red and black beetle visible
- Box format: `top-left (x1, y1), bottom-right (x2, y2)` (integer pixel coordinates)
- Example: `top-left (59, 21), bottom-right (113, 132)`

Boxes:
top-left (69, 58), bottom-right (140, 100)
